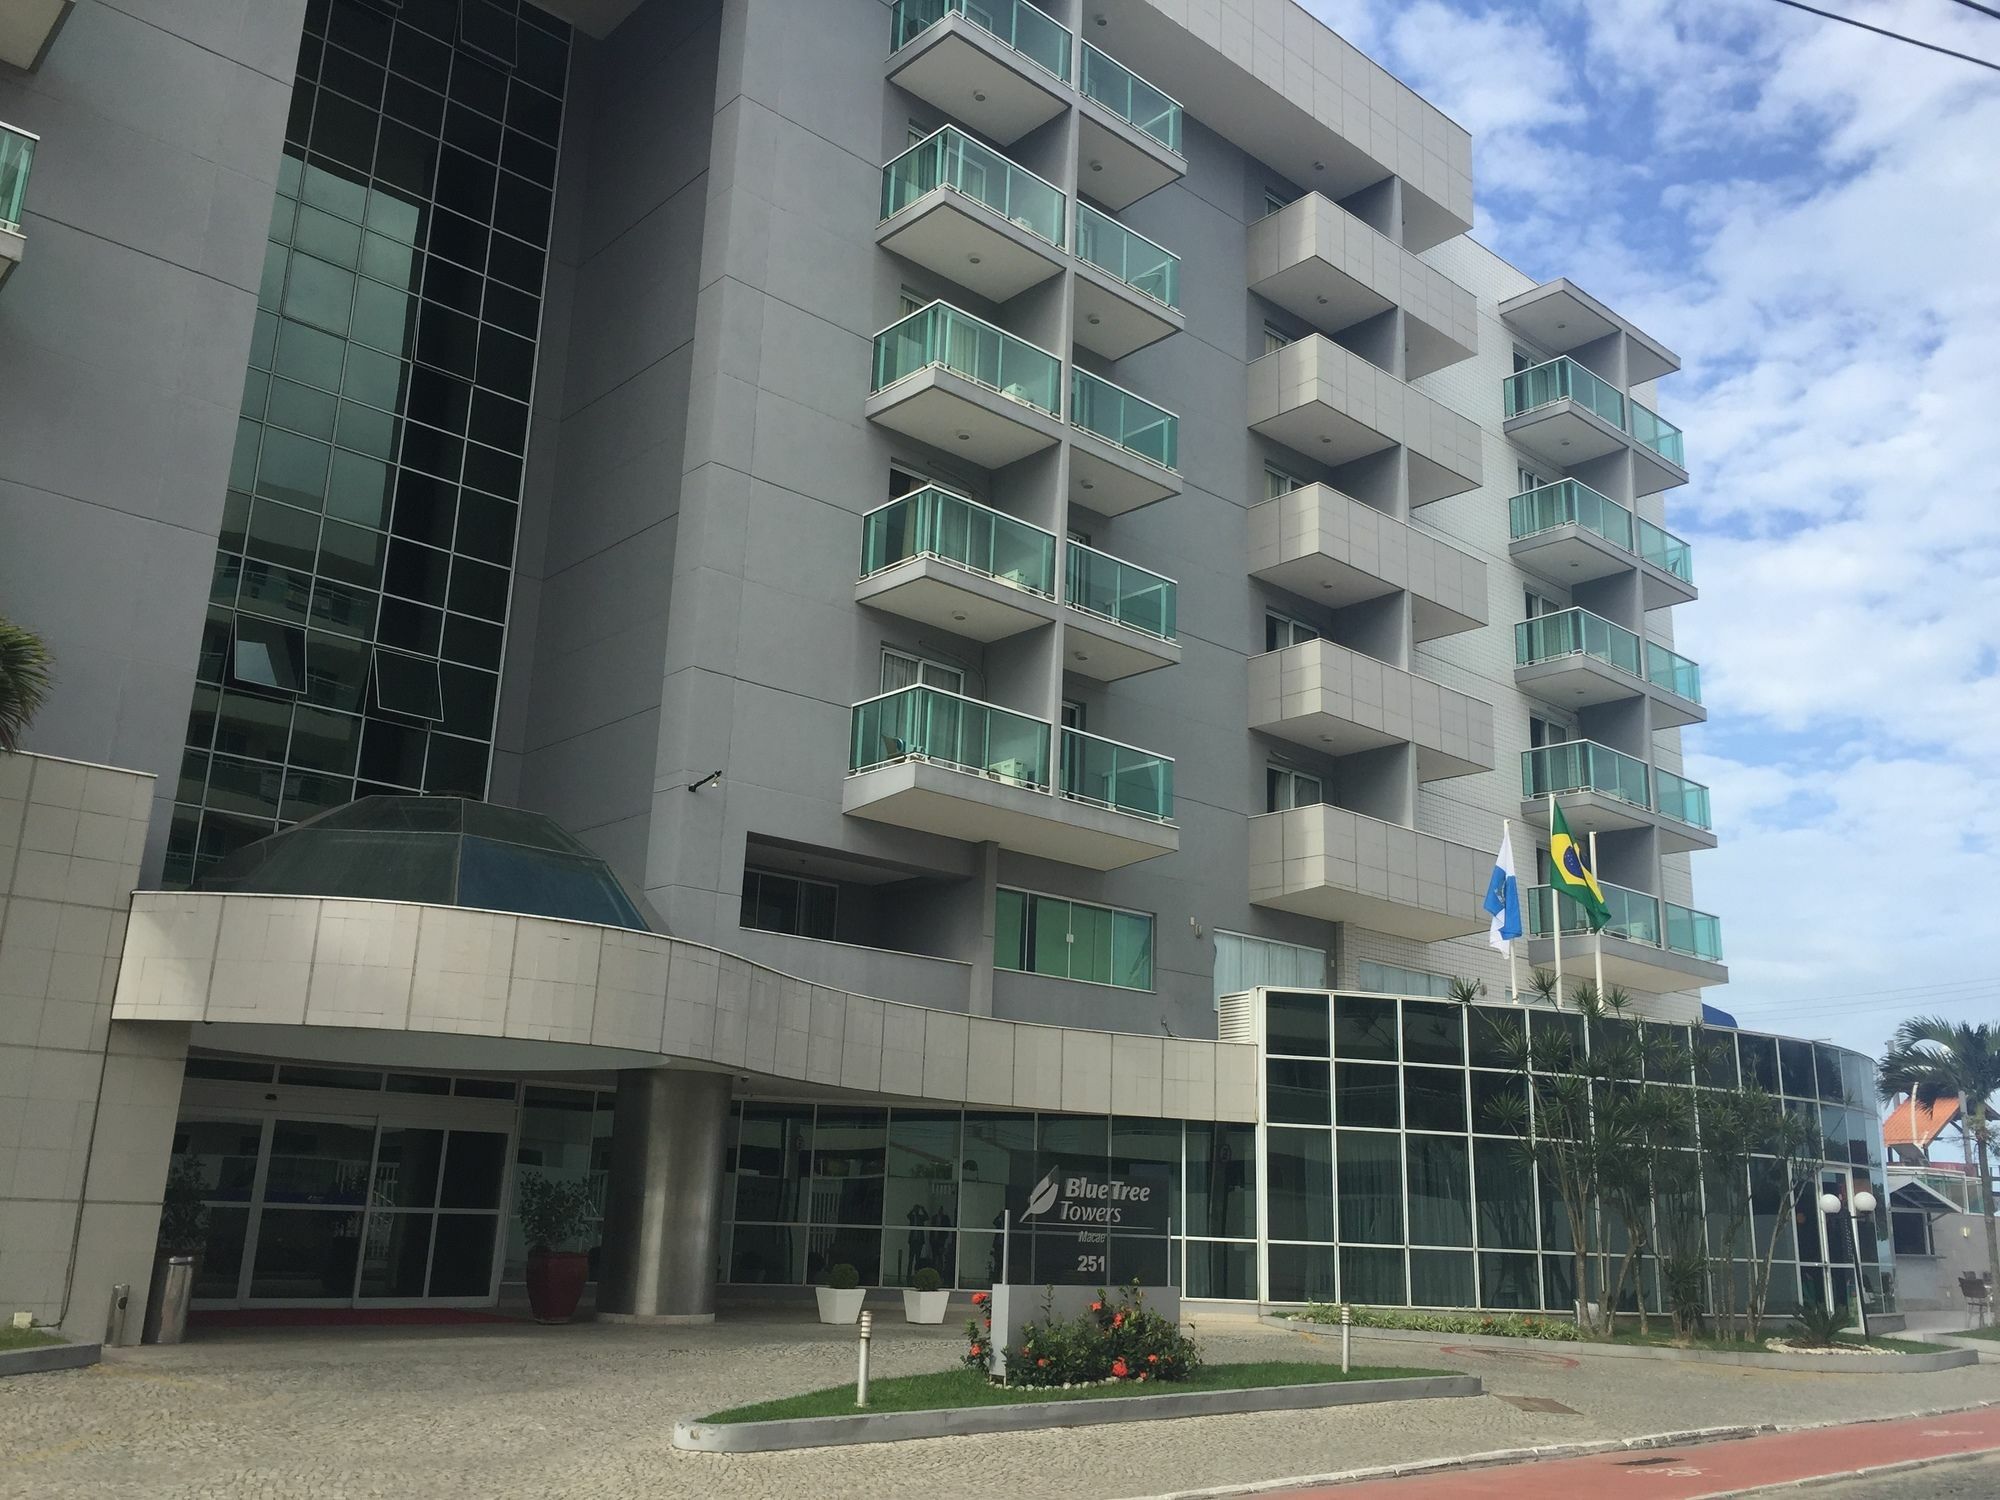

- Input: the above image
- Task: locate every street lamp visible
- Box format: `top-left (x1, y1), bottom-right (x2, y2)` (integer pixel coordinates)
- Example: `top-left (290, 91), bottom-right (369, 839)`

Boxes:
top-left (1819, 1188), bottom-right (1879, 1339)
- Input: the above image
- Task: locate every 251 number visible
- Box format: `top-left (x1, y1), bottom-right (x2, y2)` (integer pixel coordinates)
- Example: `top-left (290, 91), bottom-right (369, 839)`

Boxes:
top-left (1075, 1254), bottom-right (1106, 1274)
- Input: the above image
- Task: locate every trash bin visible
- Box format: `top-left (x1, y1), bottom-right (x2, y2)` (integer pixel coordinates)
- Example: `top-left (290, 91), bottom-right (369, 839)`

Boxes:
top-left (142, 1254), bottom-right (195, 1345)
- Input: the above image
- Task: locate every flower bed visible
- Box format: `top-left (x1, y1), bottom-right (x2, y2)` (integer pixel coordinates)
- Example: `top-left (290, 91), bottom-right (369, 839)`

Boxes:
top-left (1288, 1305), bottom-right (1585, 1342)
top-left (967, 1283), bottom-right (1201, 1385)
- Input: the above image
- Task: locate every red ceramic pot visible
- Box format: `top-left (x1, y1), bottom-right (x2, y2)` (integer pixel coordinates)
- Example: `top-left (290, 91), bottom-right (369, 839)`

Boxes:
top-left (524, 1248), bottom-right (589, 1324)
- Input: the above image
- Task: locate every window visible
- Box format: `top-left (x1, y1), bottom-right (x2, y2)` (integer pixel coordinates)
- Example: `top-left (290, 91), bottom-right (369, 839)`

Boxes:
top-left (372, 648), bottom-right (445, 719)
top-left (1066, 527), bottom-right (1091, 546)
top-left (1265, 610), bottom-right (1318, 652)
top-left (1214, 931), bottom-right (1326, 1003)
top-left (908, 119), bottom-right (929, 148)
top-left (1264, 464), bottom-right (1306, 499)
top-left (888, 466), bottom-right (928, 498)
top-left (1266, 765), bottom-right (1323, 812)
top-left (1060, 699), bottom-right (1086, 731)
top-left (1890, 1210), bottom-right (1932, 1258)
top-left (1356, 960), bottom-right (1454, 999)
top-left (1513, 349), bottom-right (1536, 373)
top-left (898, 285), bottom-right (926, 318)
top-left (880, 647), bottom-right (963, 694)
top-left (741, 869), bottom-right (838, 941)
top-left (1518, 466), bottom-right (1548, 491)
top-left (1262, 323), bottom-right (1292, 356)
top-left (1262, 190), bottom-right (1295, 218)
top-left (1524, 591), bottom-right (1561, 620)
top-left (1528, 717), bottom-right (1570, 749)
top-left (994, 888), bottom-right (1153, 991)
top-left (231, 615), bottom-right (306, 695)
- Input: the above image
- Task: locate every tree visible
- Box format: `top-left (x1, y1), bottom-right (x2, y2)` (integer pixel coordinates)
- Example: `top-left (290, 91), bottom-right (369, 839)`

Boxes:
top-left (1744, 1105), bottom-right (1820, 1342)
top-left (0, 615), bottom-right (54, 752)
top-left (1878, 1018), bottom-right (2000, 1294)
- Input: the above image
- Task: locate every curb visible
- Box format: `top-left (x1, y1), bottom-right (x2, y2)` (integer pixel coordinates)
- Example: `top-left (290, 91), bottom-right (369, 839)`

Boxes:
top-left (673, 1373), bottom-right (1483, 1453)
top-left (1124, 1398), bottom-right (2000, 1499)
top-left (0, 1335), bottom-right (101, 1379)
top-left (1262, 1314), bottom-right (1980, 1373)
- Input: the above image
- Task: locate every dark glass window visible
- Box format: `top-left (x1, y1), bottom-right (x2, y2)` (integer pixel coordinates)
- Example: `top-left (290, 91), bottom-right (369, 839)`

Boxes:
top-left (740, 869), bottom-right (838, 941)
top-left (231, 615), bottom-right (307, 695)
top-left (1264, 991), bottom-right (1329, 1057)
top-left (1264, 1128), bottom-right (1333, 1242)
top-left (373, 649), bottom-right (444, 719)
top-left (1266, 1059), bottom-right (1330, 1125)
top-left (1334, 995), bottom-right (1398, 1060)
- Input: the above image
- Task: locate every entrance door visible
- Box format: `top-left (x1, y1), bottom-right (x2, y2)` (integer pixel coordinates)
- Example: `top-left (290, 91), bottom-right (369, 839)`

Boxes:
top-left (1796, 1167), bottom-right (1863, 1317)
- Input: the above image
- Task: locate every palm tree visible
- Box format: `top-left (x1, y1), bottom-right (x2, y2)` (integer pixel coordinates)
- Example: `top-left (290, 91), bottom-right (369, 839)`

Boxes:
top-left (1878, 1018), bottom-right (2000, 1293)
top-left (0, 615), bottom-right (54, 752)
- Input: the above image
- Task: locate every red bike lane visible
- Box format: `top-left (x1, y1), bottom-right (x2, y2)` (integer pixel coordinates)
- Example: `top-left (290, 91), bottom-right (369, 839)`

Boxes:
top-left (1268, 1404), bottom-right (2000, 1498)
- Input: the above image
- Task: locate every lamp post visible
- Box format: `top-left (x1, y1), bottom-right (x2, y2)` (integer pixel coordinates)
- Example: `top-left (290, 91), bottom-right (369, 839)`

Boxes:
top-left (1819, 1188), bottom-right (1879, 1339)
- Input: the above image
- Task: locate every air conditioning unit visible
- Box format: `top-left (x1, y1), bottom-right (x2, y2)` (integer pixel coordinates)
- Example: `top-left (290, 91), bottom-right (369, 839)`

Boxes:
top-left (989, 757), bottom-right (1033, 787)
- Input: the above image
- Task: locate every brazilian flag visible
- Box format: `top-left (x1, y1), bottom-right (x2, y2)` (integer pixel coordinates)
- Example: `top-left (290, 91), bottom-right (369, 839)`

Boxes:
top-left (1549, 801), bottom-right (1610, 932)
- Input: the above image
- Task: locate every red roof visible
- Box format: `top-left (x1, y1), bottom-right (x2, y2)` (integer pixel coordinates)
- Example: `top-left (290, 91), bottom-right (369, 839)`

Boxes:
top-left (1884, 1093), bottom-right (1961, 1150)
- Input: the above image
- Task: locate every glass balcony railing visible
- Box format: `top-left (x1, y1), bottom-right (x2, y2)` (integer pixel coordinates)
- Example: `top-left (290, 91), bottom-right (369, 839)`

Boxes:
top-left (872, 302), bottom-right (1062, 415)
top-left (1074, 202), bottom-right (1179, 308)
top-left (1509, 479), bottom-right (1634, 553)
top-left (1079, 40), bottom-right (1182, 153)
top-left (891, 0), bottom-right (1072, 82)
top-left (1653, 767), bottom-right (1713, 831)
top-left (881, 127), bottom-right (1065, 247)
top-left (1664, 901), bottom-right (1724, 961)
top-left (1645, 640), bottom-right (1703, 703)
top-left (1516, 607), bottom-right (1642, 678)
top-left (1504, 356), bottom-right (1625, 430)
top-left (1065, 541), bottom-right (1176, 641)
top-left (1636, 516), bottom-right (1694, 584)
top-left (1630, 400), bottom-right (1686, 468)
top-left (1526, 881), bottom-right (1662, 947)
top-left (1070, 368), bottom-right (1177, 469)
top-left (0, 123), bottom-right (35, 233)
top-left (1060, 727), bottom-right (1175, 821)
top-left (860, 486), bottom-right (1056, 596)
top-left (1521, 741), bottom-right (1650, 810)
top-left (850, 685), bottom-right (1051, 787)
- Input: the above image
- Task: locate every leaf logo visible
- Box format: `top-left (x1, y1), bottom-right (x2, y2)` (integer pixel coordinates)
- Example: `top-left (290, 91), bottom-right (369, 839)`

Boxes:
top-left (1024, 1171), bottom-right (1060, 1219)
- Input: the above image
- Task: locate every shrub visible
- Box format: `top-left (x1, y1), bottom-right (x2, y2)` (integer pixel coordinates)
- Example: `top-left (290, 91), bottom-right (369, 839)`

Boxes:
top-left (963, 1284), bottom-right (1203, 1387)
top-left (1290, 1304), bottom-right (1584, 1343)
top-left (514, 1171), bottom-right (596, 1252)
top-left (1786, 1299), bottom-right (1850, 1349)
top-left (911, 1267), bottom-right (943, 1293)
top-left (155, 1160), bottom-right (210, 1254)
top-left (824, 1262), bottom-right (860, 1291)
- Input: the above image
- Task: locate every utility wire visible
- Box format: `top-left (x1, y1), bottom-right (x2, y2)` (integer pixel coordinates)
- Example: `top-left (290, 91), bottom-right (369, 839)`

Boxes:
top-left (1944, 0), bottom-right (2000, 23)
top-left (1765, 0), bottom-right (2000, 70)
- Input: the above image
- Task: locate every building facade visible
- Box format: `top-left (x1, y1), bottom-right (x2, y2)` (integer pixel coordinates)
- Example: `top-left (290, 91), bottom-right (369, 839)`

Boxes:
top-left (0, 0), bottom-right (1835, 1341)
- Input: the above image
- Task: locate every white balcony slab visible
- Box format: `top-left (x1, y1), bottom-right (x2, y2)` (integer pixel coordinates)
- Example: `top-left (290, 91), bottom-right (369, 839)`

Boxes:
top-left (876, 189), bottom-right (1065, 303)
top-left (1248, 805), bottom-right (1487, 941)
top-left (1076, 101), bottom-right (1186, 211)
top-left (856, 555), bottom-right (1058, 641)
top-left (866, 364), bottom-right (1066, 469)
top-left (887, 13), bottom-right (1069, 146)
top-left (1060, 606), bottom-right (1179, 680)
top-left (1250, 638), bottom-right (1494, 781)
top-left (1071, 259), bottom-right (1181, 360)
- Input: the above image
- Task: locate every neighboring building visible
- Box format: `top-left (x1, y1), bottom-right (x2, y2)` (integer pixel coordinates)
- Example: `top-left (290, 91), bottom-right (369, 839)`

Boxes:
top-left (2, 0), bottom-right (1855, 1341)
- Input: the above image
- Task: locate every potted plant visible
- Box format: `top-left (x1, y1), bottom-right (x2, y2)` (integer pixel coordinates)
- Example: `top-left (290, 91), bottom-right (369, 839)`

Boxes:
top-left (903, 1266), bottom-right (948, 1324)
top-left (143, 1160), bottom-right (209, 1343)
top-left (816, 1262), bottom-right (865, 1324)
top-left (515, 1171), bottom-right (596, 1324)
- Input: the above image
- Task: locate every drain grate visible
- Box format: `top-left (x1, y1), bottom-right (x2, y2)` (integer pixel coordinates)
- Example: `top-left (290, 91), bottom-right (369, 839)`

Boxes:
top-left (1621, 1455), bottom-right (1685, 1467)
top-left (1496, 1394), bottom-right (1580, 1415)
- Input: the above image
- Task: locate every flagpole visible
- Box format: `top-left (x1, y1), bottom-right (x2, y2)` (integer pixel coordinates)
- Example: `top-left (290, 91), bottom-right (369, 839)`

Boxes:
top-left (1503, 818), bottom-right (1520, 1005)
top-left (1548, 794), bottom-right (1562, 1008)
top-left (1588, 828), bottom-right (1606, 1002)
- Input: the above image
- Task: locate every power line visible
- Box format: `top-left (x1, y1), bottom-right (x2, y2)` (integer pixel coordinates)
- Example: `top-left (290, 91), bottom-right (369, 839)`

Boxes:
top-left (1765, 0), bottom-right (2000, 70)
top-left (1720, 975), bottom-right (1996, 1012)
top-left (1945, 0), bottom-right (2000, 23)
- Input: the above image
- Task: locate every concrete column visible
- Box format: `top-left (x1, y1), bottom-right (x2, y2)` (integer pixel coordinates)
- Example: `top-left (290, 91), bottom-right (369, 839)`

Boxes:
top-left (597, 1068), bottom-right (732, 1323)
top-left (968, 839), bottom-right (1001, 1017)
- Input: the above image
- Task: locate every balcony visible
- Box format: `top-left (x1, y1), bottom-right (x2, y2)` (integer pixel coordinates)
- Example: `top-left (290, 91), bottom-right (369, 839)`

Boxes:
top-left (1062, 541), bottom-right (1178, 680)
top-left (888, 0), bottom-right (1071, 146)
top-left (0, 124), bottom-right (34, 289)
top-left (1249, 805), bottom-right (1488, 941)
top-left (1072, 203), bottom-right (1181, 359)
top-left (867, 301), bottom-right (1065, 467)
top-left (1653, 766), bottom-right (1717, 854)
top-left (1508, 479), bottom-right (1696, 608)
top-left (878, 127), bottom-right (1065, 303)
top-left (1500, 278), bottom-right (1680, 386)
top-left (1249, 483), bottom-right (1486, 642)
top-left (1523, 883), bottom-right (1726, 992)
top-left (1248, 336), bottom-right (1481, 505)
top-left (1250, 638), bottom-right (1494, 782)
top-left (856, 486), bottom-right (1058, 641)
top-left (1519, 742), bottom-right (1716, 854)
top-left (844, 685), bottom-right (1177, 869)
top-left (1247, 194), bottom-right (1477, 379)
top-left (1502, 357), bottom-right (1687, 495)
top-left (1068, 368), bottom-right (1180, 515)
top-left (1514, 607), bottom-right (1704, 728)
top-left (1075, 41), bottom-right (1186, 210)
top-left (0, 7), bottom-right (65, 71)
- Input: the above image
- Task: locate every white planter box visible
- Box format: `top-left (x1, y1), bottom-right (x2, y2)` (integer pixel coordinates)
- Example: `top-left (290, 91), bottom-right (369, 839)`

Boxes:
top-left (902, 1288), bottom-right (949, 1324)
top-left (816, 1286), bottom-right (866, 1325)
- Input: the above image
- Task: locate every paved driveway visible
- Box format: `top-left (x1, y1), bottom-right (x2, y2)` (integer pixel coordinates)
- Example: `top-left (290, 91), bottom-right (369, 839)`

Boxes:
top-left (5, 1313), bottom-right (2000, 1499)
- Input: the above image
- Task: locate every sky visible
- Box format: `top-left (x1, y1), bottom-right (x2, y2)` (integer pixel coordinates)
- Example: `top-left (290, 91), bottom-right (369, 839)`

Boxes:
top-left (1299, 0), bottom-right (2000, 1067)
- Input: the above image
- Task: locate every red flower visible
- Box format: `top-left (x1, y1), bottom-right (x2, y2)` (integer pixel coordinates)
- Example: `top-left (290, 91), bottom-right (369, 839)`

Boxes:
top-left (1112, 1312), bottom-right (1125, 1327)
top-left (1147, 1353), bottom-right (1159, 1364)
top-left (1112, 1357), bottom-right (1131, 1378)
top-left (969, 1343), bottom-right (982, 1357)
top-left (971, 1291), bottom-right (989, 1306)
top-left (1037, 1358), bottom-right (1048, 1368)
top-left (1090, 1300), bottom-right (1103, 1312)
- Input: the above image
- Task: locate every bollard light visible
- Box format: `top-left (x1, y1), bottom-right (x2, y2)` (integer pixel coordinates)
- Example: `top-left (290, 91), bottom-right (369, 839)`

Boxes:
top-left (856, 1309), bottom-right (874, 1408)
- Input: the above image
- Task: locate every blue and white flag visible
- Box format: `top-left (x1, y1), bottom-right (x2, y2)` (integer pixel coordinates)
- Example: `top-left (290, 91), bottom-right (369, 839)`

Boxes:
top-left (1482, 823), bottom-right (1523, 952)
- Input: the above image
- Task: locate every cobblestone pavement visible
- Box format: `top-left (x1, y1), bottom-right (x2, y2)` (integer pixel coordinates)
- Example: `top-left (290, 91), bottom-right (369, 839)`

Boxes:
top-left (6, 1313), bottom-right (2000, 1500)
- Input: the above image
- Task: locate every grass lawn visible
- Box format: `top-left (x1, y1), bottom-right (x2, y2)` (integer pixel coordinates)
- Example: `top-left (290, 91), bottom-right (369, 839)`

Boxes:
top-left (703, 1360), bottom-right (1448, 1424)
top-left (1604, 1328), bottom-right (1954, 1355)
top-left (0, 1327), bottom-right (65, 1353)
top-left (1945, 1324), bottom-right (2000, 1342)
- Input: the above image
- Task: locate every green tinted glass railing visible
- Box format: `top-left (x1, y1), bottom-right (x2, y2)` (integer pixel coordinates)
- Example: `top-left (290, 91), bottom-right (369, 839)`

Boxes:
top-left (1065, 541), bottom-right (1176, 640)
top-left (1521, 741), bottom-right (1650, 810)
top-left (1079, 41), bottom-right (1182, 152)
top-left (891, 0), bottom-right (1072, 81)
top-left (1509, 479), bottom-right (1633, 553)
top-left (872, 302), bottom-right (1062, 415)
top-left (1504, 356), bottom-right (1626, 431)
top-left (880, 127), bottom-right (1065, 247)
top-left (1070, 368), bottom-right (1177, 469)
top-left (1515, 607), bottom-right (1642, 677)
top-left (1664, 901), bottom-right (1724, 961)
top-left (1060, 727), bottom-right (1174, 821)
top-left (1636, 516), bottom-right (1694, 583)
top-left (1654, 767), bottom-right (1713, 831)
top-left (1631, 400), bottom-right (1685, 467)
top-left (0, 123), bottom-right (36, 233)
top-left (860, 487), bottom-right (1056, 595)
top-left (850, 685), bottom-right (1051, 786)
top-left (1645, 640), bottom-right (1702, 703)
top-left (1074, 202), bottom-right (1179, 308)
top-left (1525, 881), bottom-right (1661, 947)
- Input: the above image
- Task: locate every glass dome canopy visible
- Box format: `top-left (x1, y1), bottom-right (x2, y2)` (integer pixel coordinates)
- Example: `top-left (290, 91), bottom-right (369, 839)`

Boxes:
top-left (193, 797), bottom-right (653, 932)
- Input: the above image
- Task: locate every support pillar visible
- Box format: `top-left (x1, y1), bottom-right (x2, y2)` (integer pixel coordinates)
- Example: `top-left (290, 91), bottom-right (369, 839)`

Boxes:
top-left (596, 1068), bottom-right (731, 1323)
